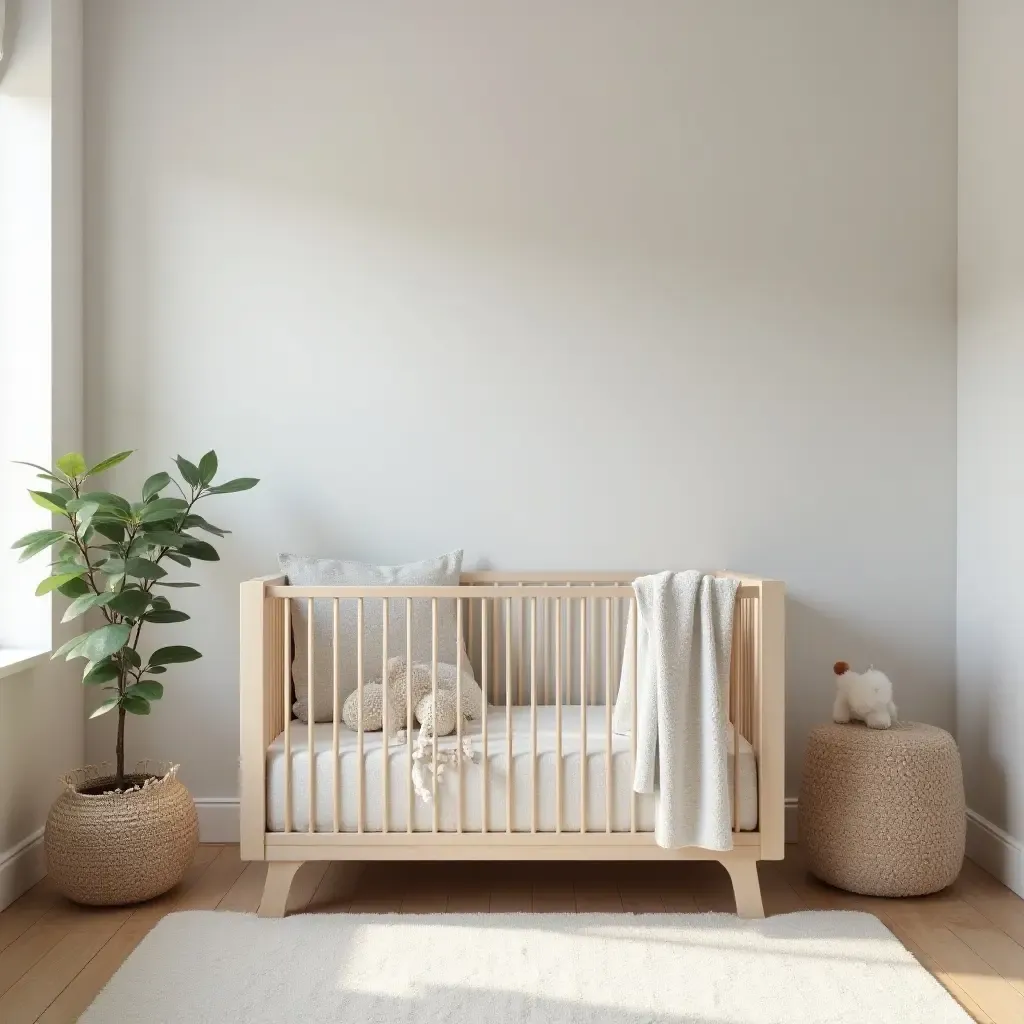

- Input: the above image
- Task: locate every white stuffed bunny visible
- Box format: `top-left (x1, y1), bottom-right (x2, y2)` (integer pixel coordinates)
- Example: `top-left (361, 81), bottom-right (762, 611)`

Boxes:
top-left (832, 661), bottom-right (897, 730)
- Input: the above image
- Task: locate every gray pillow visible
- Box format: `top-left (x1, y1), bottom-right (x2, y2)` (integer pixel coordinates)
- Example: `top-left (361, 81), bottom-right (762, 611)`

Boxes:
top-left (278, 550), bottom-right (477, 723)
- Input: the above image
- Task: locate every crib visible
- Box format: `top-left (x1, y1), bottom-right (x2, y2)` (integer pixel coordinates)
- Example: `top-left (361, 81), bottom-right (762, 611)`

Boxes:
top-left (239, 571), bottom-right (785, 918)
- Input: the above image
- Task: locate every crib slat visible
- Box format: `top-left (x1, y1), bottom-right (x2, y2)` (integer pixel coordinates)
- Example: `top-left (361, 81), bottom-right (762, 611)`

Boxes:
top-left (589, 583), bottom-right (597, 705)
top-left (381, 598), bottom-right (389, 834)
top-left (517, 584), bottom-right (525, 706)
top-left (491, 587), bottom-right (499, 706)
top-left (733, 596), bottom-right (743, 833)
top-left (555, 596), bottom-right (562, 834)
top-left (284, 598), bottom-right (292, 834)
top-left (456, 599), bottom-right (464, 834)
top-left (481, 598), bottom-right (489, 834)
top-left (332, 598), bottom-right (340, 832)
top-left (530, 596), bottom-right (537, 834)
top-left (431, 597), bottom-right (439, 833)
top-left (605, 596), bottom-right (613, 834)
top-left (580, 598), bottom-right (587, 835)
top-left (406, 598), bottom-right (413, 834)
top-left (631, 595), bottom-right (637, 834)
top-left (468, 596), bottom-right (475, 682)
top-left (505, 595), bottom-right (513, 834)
top-left (307, 599), bottom-right (315, 834)
top-left (542, 586), bottom-right (550, 707)
top-left (357, 597), bottom-right (365, 834)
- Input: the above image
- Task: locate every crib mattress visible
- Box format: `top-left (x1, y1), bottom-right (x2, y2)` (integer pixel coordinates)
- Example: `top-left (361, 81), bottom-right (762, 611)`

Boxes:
top-left (266, 706), bottom-right (758, 834)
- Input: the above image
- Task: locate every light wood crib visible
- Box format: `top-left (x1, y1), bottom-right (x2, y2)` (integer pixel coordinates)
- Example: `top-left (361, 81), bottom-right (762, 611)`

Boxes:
top-left (239, 572), bottom-right (785, 918)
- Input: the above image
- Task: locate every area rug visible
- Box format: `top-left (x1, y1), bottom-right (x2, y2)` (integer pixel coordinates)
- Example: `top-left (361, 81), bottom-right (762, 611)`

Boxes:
top-left (81, 910), bottom-right (971, 1023)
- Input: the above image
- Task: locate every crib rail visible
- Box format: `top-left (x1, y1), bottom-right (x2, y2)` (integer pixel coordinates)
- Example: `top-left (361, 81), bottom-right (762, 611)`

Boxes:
top-left (239, 573), bottom-right (784, 863)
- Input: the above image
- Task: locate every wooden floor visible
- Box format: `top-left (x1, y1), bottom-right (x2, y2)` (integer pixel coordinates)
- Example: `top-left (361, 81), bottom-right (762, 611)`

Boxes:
top-left (0, 845), bottom-right (1022, 1022)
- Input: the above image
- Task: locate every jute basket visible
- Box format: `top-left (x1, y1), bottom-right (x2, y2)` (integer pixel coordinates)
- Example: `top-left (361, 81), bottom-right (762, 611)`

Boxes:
top-left (44, 761), bottom-right (199, 906)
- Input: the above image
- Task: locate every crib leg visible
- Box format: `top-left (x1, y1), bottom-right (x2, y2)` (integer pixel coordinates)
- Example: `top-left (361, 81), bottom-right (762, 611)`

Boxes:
top-left (724, 857), bottom-right (765, 919)
top-left (258, 861), bottom-right (304, 918)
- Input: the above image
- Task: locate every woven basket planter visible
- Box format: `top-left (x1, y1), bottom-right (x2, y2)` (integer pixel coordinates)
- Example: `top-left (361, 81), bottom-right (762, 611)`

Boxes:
top-left (45, 761), bottom-right (199, 906)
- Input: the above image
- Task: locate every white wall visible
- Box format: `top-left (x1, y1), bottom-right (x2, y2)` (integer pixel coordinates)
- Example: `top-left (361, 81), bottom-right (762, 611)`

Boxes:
top-left (0, 0), bottom-right (84, 909)
top-left (957, 0), bottom-right (1024, 882)
top-left (83, 0), bottom-right (958, 828)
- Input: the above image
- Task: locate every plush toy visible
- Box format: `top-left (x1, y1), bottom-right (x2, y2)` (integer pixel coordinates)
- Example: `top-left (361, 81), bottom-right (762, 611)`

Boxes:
top-left (341, 656), bottom-right (483, 738)
top-left (832, 661), bottom-right (897, 730)
top-left (340, 658), bottom-right (478, 805)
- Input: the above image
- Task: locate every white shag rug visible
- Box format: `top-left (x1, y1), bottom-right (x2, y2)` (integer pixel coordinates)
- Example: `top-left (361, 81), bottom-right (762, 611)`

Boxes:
top-left (81, 910), bottom-right (971, 1023)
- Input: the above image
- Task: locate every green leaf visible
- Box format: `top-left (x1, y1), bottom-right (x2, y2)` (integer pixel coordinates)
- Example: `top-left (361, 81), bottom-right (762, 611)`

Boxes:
top-left (99, 557), bottom-right (125, 575)
top-left (13, 460), bottom-right (61, 478)
top-left (175, 456), bottom-right (201, 487)
top-left (163, 551), bottom-right (192, 568)
top-left (52, 630), bottom-right (91, 660)
top-left (143, 609), bottom-right (190, 624)
top-left (89, 697), bottom-right (120, 719)
top-left (55, 453), bottom-right (87, 478)
top-left (121, 647), bottom-right (142, 669)
top-left (29, 490), bottom-right (69, 515)
top-left (92, 519), bottom-right (126, 543)
top-left (57, 576), bottom-right (91, 598)
top-left (181, 514), bottom-right (229, 537)
top-left (121, 694), bottom-right (151, 715)
top-left (142, 472), bottom-right (171, 501)
top-left (19, 537), bottom-right (65, 562)
top-left (179, 538), bottom-right (218, 562)
top-left (138, 530), bottom-right (189, 548)
top-left (124, 557), bottom-right (167, 580)
top-left (36, 570), bottom-right (87, 596)
top-left (62, 590), bottom-right (116, 623)
top-left (11, 528), bottom-right (68, 550)
top-left (74, 624), bottom-right (132, 663)
top-left (82, 659), bottom-right (120, 685)
top-left (206, 477), bottom-right (258, 494)
top-left (13, 530), bottom-right (70, 561)
top-left (198, 450), bottom-right (218, 485)
top-left (154, 581), bottom-right (200, 588)
top-left (108, 589), bottom-right (151, 619)
top-left (127, 680), bottom-right (164, 701)
top-left (81, 491), bottom-right (133, 515)
top-left (146, 665), bottom-right (168, 674)
top-left (150, 596), bottom-right (170, 611)
top-left (67, 500), bottom-right (100, 534)
top-left (148, 645), bottom-right (202, 667)
top-left (139, 497), bottom-right (189, 523)
top-left (85, 450), bottom-right (134, 477)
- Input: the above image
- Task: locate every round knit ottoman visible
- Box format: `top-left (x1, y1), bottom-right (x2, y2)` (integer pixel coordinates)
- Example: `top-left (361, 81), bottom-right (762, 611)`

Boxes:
top-left (799, 722), bottom-right (965, 897)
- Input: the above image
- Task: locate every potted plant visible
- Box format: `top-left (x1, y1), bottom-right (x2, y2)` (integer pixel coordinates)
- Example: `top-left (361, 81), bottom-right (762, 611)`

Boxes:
top-left (11, 449), bottom-right (257, 905)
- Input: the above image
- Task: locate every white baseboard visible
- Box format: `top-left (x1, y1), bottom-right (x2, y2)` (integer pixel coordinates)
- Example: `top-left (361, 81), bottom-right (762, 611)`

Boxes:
top-left (966, 808), bottom-right (1024, 898)
top-left (0, 827), bottom-right (46, 912)
top-left (195, 798), bottom-right (240, 844)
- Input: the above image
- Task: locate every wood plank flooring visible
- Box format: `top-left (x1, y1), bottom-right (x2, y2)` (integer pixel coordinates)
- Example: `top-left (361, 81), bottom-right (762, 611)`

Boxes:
top-left (0, 844), bottom-right (1020, 1022)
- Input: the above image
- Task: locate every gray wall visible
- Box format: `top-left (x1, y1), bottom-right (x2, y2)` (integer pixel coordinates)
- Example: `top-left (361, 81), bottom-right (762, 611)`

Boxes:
top-left (957, 0), bottom-right (1024, 847)
top-left (83, 0), bottom-right (958, 816)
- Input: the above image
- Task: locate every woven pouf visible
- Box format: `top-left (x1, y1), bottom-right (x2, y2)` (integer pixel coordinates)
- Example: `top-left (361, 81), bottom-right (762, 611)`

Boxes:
top-left (799, 722), bottom-right (965, 897)
top-left (45, 763), bottom-right (199, 906)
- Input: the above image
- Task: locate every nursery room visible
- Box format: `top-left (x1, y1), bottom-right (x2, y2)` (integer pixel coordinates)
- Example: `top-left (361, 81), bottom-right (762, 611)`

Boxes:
top-left (0, 0), bottom-right (1021, 1020)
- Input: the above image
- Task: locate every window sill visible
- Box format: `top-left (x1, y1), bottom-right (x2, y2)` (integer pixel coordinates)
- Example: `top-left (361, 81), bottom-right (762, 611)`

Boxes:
top-left (0, 649), bottom-right (51, 681)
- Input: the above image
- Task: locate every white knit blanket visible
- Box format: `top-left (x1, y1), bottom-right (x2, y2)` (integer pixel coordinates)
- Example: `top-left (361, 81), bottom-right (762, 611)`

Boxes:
top-left (620, 571), bottom-right (740, 851)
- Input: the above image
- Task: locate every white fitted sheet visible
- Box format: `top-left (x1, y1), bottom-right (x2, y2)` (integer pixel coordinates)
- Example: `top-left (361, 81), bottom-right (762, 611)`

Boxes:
top-left (266, 706), bottom-right (758, 834)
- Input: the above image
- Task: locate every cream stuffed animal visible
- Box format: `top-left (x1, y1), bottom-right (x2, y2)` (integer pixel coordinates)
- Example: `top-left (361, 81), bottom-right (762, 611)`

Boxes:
top-left (832, 661), bottom-right (897, 730)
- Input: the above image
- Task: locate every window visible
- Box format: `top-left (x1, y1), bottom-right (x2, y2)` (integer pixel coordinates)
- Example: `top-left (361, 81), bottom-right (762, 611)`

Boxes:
top-left (0, 0), bottom-right (56, 667)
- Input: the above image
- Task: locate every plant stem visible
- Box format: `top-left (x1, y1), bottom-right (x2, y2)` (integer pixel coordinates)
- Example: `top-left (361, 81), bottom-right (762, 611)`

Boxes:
top-left (115, 704), bottom-right (126, 786)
